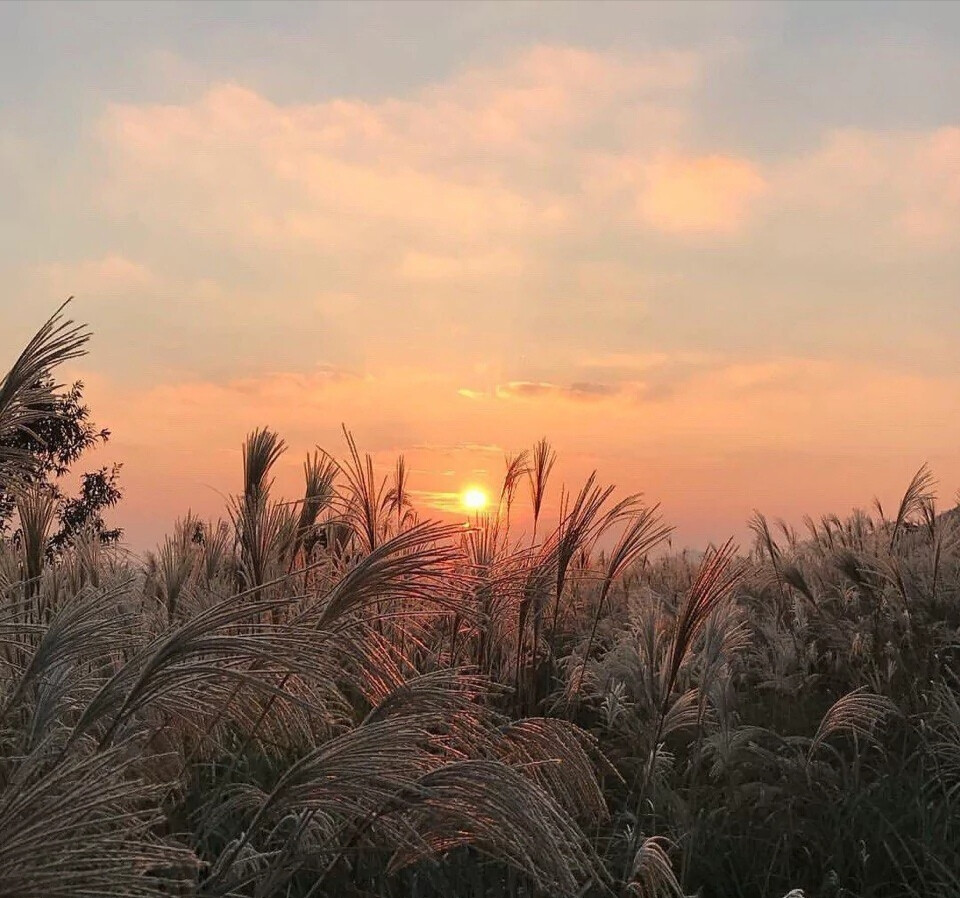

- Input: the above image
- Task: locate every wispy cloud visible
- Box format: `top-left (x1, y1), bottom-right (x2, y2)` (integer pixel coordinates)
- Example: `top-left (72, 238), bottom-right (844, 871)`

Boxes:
top-left (408, 489), bottom-right (467, 514)
top-left (494, 381), bottom-right (620, 401)
top-left (773, 127), bottom-right (960, 247)
top-left (36, 254), bottom-right (157, 298)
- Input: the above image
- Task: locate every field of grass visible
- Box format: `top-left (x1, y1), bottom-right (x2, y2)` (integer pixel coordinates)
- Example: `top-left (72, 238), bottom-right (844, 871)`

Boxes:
top-left (1, 310), bottom-right (958, 898)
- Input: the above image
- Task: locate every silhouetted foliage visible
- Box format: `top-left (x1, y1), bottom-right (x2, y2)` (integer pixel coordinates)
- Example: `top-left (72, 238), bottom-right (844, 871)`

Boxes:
top-left (0, 374), bottom-right (122, 548)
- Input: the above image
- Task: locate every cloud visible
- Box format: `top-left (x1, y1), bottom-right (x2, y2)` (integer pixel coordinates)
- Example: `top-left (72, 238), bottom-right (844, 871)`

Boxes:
top-left (583, 151), bottom-right (766, 235)
top-left (495, 380), bottom-right (620, 401)
top-left (397, 248), bottom-right (525, 282)
top-left (96, 44), bottom-right (703, 259)
top-left (411, 442), bottom-right (504, 454)
top-left (409, 489), bottom-right (466, 513)
top-left (85, 43), bottom-right (960, 383)
top-left (772, 126), bottom-right (960, 248)
top-left (457, 388), bottom-right (487, 400)
top-left (96, 365), bottom-right (368, 455)
top-left (637, 155), bottom-right (767, 234)
top-left (36, 254), bottom-right (156, 298)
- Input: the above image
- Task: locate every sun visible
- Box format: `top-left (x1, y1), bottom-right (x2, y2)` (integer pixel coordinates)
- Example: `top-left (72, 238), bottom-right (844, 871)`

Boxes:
top-left (461, 486), bottom-right (489, 513)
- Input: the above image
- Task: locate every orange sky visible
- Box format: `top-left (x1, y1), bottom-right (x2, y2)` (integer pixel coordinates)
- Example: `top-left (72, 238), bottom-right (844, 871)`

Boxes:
top-left (73, 351), bottom-right (960, 551)
top-left (3, 4), bottom-right (959, 550)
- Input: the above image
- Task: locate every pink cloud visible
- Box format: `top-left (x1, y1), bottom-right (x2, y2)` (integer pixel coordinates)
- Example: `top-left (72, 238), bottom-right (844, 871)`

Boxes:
top-left (36, 254), bottom-right (156, 298)
top-left (96, 43), bottom-right (958, 270)
top-left (587, 152), bottom-right (767, 234)
top-left (774, 126), bottom-right (960, 246)
top-left (638, 154), bottom-right (767, 233)
top-left (96, 45), bottom-right (702, 257)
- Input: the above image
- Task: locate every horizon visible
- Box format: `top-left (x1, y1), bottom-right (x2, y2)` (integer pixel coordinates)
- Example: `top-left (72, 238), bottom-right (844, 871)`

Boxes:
top-left (2, 0), bottom-right (958, 550)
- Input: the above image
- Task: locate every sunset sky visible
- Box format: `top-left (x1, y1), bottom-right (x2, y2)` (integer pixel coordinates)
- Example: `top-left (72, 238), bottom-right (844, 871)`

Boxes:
top-left (2, 1), bottom-right (959, 550)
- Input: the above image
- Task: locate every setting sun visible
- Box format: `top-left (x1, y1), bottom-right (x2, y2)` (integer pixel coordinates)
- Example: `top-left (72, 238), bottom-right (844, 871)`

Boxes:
top-left (0, 4), bottom-right (956, 895)
top-left (461, 487), bottom-right (489, 512)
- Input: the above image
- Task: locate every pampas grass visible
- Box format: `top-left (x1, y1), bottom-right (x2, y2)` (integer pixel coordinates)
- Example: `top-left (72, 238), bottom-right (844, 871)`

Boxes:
top-left (1, 308), bottom-right (959, 898)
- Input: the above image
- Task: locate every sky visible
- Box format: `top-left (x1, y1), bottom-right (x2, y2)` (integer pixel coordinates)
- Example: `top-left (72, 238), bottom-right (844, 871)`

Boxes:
top-left (1, 1), bottom-right (959, 550)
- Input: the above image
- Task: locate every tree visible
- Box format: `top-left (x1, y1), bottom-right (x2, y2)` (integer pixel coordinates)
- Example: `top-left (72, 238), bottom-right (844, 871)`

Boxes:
top-left (0, 372), bottom-right (122, 549)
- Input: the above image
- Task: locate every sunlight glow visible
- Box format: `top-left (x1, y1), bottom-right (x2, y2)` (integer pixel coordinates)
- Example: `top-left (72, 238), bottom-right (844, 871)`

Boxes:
top-left (461, 487), bottom-right (489, 512)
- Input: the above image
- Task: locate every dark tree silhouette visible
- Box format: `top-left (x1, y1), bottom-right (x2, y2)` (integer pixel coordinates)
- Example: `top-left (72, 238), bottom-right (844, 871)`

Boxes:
top-left (0, 374), bottom-right (122, 549)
